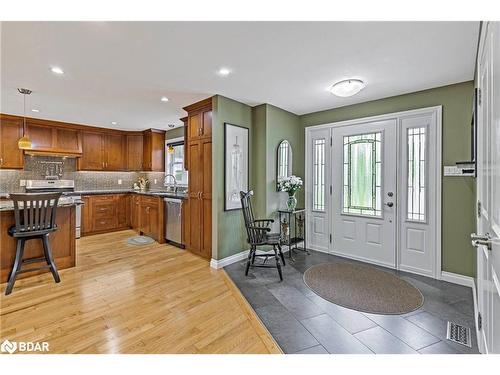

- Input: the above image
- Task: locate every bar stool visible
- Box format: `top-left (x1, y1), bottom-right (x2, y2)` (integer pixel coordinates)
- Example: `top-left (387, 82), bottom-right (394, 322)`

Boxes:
top-left (5, 192), bottom-right (62, 295)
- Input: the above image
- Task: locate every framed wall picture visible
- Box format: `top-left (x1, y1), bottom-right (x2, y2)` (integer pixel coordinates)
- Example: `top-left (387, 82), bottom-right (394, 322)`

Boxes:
top-left (224, 123), bottom-right (249, 211)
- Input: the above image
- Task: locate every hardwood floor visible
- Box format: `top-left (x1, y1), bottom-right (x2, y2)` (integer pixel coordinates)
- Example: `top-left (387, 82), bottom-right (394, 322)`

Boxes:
top-left (0, 230), bottom-right (281, 354)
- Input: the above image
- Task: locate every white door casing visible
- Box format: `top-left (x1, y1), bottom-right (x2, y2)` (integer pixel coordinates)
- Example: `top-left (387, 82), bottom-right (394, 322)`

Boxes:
top-left (305, 106), bottom-right (442, 278)
top-left (475, 21), bottom-right (500, 355)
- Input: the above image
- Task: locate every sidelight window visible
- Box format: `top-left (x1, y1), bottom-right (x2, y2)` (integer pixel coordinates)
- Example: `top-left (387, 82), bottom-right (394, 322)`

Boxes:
top-left (407, 127), bottom-right (426, 221)
top-left (343, 132), bottom-right (382, 217)
top-left (313, 138), bottom-right (326, 211)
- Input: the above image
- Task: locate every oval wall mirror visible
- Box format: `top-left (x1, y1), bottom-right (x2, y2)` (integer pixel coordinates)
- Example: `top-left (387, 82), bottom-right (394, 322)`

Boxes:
top-left (277, 140), bottom-right (293, 190)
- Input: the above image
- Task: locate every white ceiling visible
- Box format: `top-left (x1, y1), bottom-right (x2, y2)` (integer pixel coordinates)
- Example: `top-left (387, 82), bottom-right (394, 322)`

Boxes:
top-left (1, 21), bottom-right (479, 131)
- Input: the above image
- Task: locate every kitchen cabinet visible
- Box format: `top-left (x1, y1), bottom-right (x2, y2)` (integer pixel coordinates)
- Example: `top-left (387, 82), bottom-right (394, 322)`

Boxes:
top-left (185, 97), bottom-right (212, 142)
top-left (79, 131), bottom-right (104, 170)
top-left (79, 131), bottom-right (127, 171)
top-left (143, 129), bottom-right (165, 172)
top-left (0, 115), bottom-right (24, 169)
top-left (81, 193), bottom-right (164, 242)
top-left (104, 133), bottom-right (127, 170)
top-left (181, 116), bottom-right (188, 170)
top-left (127, 134), bottom-right (143, 171)
top-left (184, 97), bottom-right (213, 259)
top-left (138, 195), bottom-right (163, 242)
top-left (24, 120), bottom-right (82, 156)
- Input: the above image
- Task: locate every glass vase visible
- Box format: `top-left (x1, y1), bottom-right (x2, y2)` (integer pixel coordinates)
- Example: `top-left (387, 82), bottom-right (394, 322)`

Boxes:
top-left (286, 194), bottom-right (297, 211)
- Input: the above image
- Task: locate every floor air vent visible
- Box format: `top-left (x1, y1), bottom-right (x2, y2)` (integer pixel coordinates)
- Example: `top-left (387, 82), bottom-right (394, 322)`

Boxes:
top-left (446, 321), bottom-right (471, 347)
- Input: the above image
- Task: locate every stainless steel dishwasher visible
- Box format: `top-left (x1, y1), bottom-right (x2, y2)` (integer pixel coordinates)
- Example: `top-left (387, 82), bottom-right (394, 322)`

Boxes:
top-left (164, 198), bottom-right (183, 247)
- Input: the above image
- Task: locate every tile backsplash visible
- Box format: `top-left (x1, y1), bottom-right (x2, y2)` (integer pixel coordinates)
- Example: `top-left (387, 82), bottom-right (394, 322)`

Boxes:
top-left (0, 156), bottom-right (175, 193)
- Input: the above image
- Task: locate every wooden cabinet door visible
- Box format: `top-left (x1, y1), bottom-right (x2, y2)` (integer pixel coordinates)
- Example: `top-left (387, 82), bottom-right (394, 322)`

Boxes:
top-left (148, 204), bottom-right (159, 240)
top-left (187, 140), bottom-right (203, 253)
top-left (116, 194), bottom-right (128, 228)
top-left (201, 140), bottom-right (212, 259)
top-left (150, 131), bottom-right (165, 172)
top-left (201, 110), bottom-right (212, 138)
top-left (130, 195), bottom-right (141, 230)
top-left (105, 133), bottom-right (126, 170)
top-left (79, 132), bottom-right (104, 170)
top-left (81, 196), bottom-right (91, 235)
top-left (139, 202), bottom-right (150, 235)
top-left (127, 134), bottom-right (143, 171)
top-left (26, 122), bottom-right (54, 151)
top-left (0, 117), bottom-right (24, 169)
top-left (188, 113), bottom-right (201, 140)
top-left (55, 127), bottom-right (82, 154)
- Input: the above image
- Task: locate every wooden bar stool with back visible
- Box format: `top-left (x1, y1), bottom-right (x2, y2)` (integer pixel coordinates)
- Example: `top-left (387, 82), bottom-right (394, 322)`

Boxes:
top-left (5, 192), bottom-right (62, 295)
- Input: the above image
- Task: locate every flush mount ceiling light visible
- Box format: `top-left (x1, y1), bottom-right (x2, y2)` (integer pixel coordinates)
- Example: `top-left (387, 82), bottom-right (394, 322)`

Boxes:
top-left (329, 79), bottom-right (366, 97)
top-left (160, 97), bottom-right (169, 102)
top-left (111, 121), bottom-right (117, 125)
top-left (31, 109), bottom-right (40, 113)
top-left (50, 66), bottom-right (64, 75)
top-left (218, 67), bottom-right (231, 76)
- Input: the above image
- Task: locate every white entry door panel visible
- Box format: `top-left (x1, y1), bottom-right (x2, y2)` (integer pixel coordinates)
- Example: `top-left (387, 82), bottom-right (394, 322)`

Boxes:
top-left (306, 127), bottom-right (331, 252)
top-left (331, 120), bottom-right (397, 268)
top-left (398, 114), bottom-right (439, 277)
top-left (476, 21), bottom-right (500, 354)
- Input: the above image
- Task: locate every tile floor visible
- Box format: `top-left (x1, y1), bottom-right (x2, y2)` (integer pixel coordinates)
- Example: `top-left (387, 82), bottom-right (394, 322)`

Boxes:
top-left (225, 250), bottom-right (480, 354)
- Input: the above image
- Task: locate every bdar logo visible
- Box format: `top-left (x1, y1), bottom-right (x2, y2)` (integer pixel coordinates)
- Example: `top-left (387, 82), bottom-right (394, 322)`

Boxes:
top-left (1, 339), bottom-right (17, 354)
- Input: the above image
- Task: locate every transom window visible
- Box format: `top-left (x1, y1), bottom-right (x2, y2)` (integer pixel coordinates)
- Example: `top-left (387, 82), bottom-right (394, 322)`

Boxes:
top-left (313, 138), bottom-right (326, 211)
top-left (407, 127), bottom-right (426, 221)
top-left (343, 132), bottom-right (382, 217)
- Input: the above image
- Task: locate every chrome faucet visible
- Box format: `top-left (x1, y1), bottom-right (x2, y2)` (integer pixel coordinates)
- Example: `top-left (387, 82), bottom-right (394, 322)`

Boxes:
top-left (165, 174), bottom-right (177, 192)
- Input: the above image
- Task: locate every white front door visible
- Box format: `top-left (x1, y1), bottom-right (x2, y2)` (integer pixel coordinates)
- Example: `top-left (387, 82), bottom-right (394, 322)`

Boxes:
top-left (475, 21), bottom-right (500, 354)
top-left (305, 107), bottom-right (441, 277)
top-left (331, 119), bottom-right (397, 268)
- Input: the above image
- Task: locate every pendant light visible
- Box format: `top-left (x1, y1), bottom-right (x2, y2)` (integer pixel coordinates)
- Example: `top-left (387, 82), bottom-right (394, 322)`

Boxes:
top-left (17, 88), bottom-right (33, 150)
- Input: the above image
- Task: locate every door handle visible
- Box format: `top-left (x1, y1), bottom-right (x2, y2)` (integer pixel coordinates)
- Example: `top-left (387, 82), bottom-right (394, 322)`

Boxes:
top-left (386, 202), bottom-right (394, 207)
top-left (471, 233), bottom-right (492, 250)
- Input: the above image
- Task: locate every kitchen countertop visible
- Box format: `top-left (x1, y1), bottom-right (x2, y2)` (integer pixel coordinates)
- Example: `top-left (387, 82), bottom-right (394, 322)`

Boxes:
top-left (66, 189), bottom-right (188, 199)
top-left (0, 200), bottom-right (79, 212)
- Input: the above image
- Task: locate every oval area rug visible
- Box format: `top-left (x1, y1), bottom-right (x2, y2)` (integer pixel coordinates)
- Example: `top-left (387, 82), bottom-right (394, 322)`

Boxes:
top-left (303, 262), bottom-right (424, 315)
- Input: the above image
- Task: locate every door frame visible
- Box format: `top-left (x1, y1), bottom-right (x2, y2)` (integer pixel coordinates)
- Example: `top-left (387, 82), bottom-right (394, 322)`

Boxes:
top-left (305, 105), bottom-right (442, 279)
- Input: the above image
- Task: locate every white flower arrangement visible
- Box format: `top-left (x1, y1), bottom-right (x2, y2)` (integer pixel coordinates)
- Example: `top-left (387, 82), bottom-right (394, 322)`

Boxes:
top-left (278, 175), bottom-right (303, 196)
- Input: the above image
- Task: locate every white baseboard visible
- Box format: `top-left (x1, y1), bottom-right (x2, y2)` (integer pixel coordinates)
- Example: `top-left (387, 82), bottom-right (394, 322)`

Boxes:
top-left (440, 271), bottom-right (475, 288)
top-left (210, 248), bottom-right (290, 269)
top-left (210, 250), bottom-right (248, 269)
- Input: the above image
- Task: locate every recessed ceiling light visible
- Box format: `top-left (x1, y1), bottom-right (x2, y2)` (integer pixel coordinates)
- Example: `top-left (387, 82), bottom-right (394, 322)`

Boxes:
top-left (111, 121), bottom-right (117, 125)
top-left (50, 66), bottom-right (64, 75)
top-left (161, 97), bottom-right (169, 102)
top-left (328, 79), bottom-right (366, 97)
top-left (218, 67), bottom-right (231, 76)
top-left (31, 109), bottom-right (40, 113)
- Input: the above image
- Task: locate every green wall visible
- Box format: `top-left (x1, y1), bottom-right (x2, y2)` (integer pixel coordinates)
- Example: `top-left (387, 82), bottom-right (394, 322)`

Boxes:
top-left (251, 104), bottom-right (268, 219)
top-left (165, 127), bottom-right (184, 140)
top-left (212, 95), bottom-right (253, 260)
top-left (300, 81), bottom-right (476, 277)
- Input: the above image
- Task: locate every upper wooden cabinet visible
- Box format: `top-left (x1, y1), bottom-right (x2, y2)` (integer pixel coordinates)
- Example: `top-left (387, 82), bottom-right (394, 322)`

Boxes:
top-left (143, 129), bottom-right (165, 172)
top-left (24, 119), bottom-right (82, 156)
top-left (78, 131), bottom-right (126, 171)
top-left (104, 133), bottom-right (127, 171)
top-left (0, 115), bottom-right (24, 169)
top-left (79, 131), bottom-right (105, 170)
top-left (184, 97), bottom-right (212, 141)
top-left (127, 134), bottom-right (143, 171)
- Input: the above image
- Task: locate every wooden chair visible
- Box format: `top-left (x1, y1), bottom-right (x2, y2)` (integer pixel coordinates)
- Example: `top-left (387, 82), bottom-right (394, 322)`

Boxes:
top-left (240, 190), bottom-right (285, 281)
top-left (5, 192), bottom-right (62, 295)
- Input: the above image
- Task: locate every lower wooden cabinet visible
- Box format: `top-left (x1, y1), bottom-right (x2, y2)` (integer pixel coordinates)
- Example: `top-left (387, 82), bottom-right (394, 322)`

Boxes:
top-left (82, 193), bottom-right (164, 243)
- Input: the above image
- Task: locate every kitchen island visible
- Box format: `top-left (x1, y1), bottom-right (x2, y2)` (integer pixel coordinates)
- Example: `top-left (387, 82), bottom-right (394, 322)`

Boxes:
top-left (0, 203), bottom-right (77, 283)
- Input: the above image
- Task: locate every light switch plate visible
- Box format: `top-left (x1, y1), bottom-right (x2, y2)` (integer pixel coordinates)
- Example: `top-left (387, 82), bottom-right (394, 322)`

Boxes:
top-left (118, 179), bottom-right (122, 185)
top-left (19, 179), bottom-right (26, 186)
